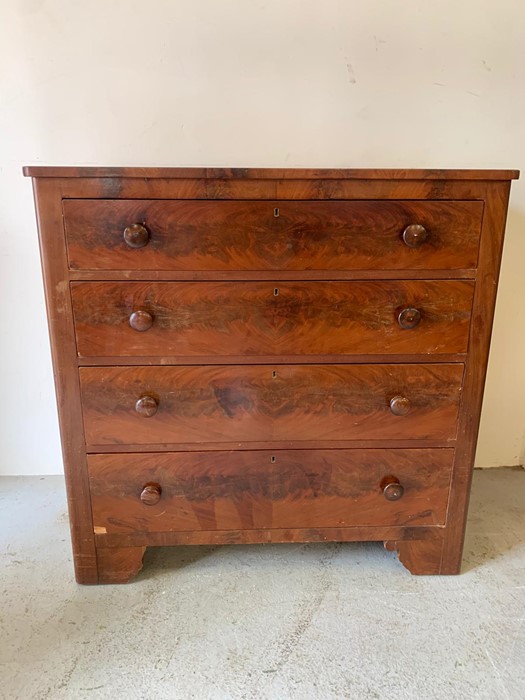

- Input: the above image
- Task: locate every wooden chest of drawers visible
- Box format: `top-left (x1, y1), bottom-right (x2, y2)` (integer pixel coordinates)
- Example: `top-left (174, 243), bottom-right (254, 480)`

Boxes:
top-left (25, 166), bottom-right (518, 583)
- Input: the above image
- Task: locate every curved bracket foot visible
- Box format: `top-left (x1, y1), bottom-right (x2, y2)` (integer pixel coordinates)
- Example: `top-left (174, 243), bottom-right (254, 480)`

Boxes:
top-left (384, 538), bottom-right (458, 575)
top-left (95, 546), bottom-right (146, 584)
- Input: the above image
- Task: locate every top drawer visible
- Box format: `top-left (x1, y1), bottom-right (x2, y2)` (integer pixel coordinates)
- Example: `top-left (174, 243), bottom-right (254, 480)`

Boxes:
top-left (63, 200), bottom-right (483, 271)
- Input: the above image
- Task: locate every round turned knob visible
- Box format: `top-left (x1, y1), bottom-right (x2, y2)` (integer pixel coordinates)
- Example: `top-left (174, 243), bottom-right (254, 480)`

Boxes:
top-left (402, 224), bottom-right (428, 248)
top-left (135, 395), bottom-right (158, 417)
top-left (389, 395), bottom-right (411, 416)
top-left (129, 310), bottom-right (153, 332)
top-left (398, 307), bottom-right (421, 330)
top-left (140, 483), bottom-right (162, 506)
top-left (381, 476), bottom-right (405, 501)
top-left (123, 223), bottom-right (150, 248)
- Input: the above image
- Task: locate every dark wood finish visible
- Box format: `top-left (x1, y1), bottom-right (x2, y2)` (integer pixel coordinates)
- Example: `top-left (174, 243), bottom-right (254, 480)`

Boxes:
top-left (94, 525), bottom-right (441, 549)
top-left (64, 200), bottom-right (483, 271)
top-left (31, 179), bottom-right (99, 585)
top-left (440, 181), bottom-right (514, 574)
top-left (77, 353), bottom-right (467, 367)
top-left (123, 223), bottom-right (150, 249)
top-left (384, 538), bottom-right (450, 575)
top-left (84, 439), bottom-right (458, 453)
top-left (140, 483), bottom-right (162, 506)
top-left (25, 166), bottom-right (518, 582)
top-left (96, 546), bottom-right (146, 584)
top-left (79, 364), bottom-right (463, 446)
top-left (88, 449), bottom-right (454, 533)
top-left (381, 475), bottom-right (405, 501)
top-left (402, 224), bottom-right (428, 248)
top-left (23, 166), bottom-right (520, 180)
top-left (71, 280), bottom-right (474, 358)
top-left (389, 396), bottom-right (411, 416)
top-left (397, 307), bottom-right (422, 330)
top-left (128, 309), bottom-right (153, 332)
top-left (69, 269), bottom-right (477, 282)
top-left (53, 177), bottom-right (503, 204)
top-left (134, 395), bottom-right (158, 417)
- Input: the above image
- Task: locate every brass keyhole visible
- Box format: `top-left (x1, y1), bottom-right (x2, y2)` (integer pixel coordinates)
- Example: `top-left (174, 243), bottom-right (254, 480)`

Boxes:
top-left (274, 288), bottom-right (279, 296)
top-left (274, 207), bottom-right (280, 217)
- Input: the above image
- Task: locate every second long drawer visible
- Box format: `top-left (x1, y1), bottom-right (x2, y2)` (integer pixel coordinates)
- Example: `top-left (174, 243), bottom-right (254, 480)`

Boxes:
top-left (79, 363), bottom-right (464, 446)
top-left (71, 280), bottom-right (474, 358)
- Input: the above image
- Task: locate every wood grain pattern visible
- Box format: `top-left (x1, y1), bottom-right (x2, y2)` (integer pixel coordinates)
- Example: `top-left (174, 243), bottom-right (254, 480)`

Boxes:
top-left (96, 546), bottom-right (146, 584)
top-left (441, 181), bottom-right (514, 574)
top-left (83, 439), bottom-right (459, 453)
top-left (88, 449), bottom-right (454, 533)
top-left (69, 269), bottom-right (477, 282)
top-left (25, 166), bottom-right (518, 581)
top-left (64, 199), bottom-right (483, 271)
top-left (77, 353), bottom-right (467, 368)
top-left (23, 166), bottom-right (520, 180)
top-left (79, 364), bottom-right (464, 446)
top-left (384, 538), bottom-right (450, 575)
top-left (55, 177), bottom-right (499, 203)
top-left (71, 280), bottom-right (474, 358)
top-left (94, 525), bottom-right (442, 549)
top-left (31, 179), bottom-right (99, 584)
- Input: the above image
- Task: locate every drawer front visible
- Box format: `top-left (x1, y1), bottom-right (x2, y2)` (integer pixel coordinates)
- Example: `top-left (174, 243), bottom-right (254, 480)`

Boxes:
top-left (88, 448), bottom-right (454, 532)
top-left (79, 364), bottom-right (463, 446)
top-left (64, 199), bottom-right (483, 271)
top-left (71, 280), bottom-right (474, 357)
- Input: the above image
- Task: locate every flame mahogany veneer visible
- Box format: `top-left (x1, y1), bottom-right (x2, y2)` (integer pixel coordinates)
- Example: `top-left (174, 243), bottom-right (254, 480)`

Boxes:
top-left (25, 166), bottom-right (518, 583)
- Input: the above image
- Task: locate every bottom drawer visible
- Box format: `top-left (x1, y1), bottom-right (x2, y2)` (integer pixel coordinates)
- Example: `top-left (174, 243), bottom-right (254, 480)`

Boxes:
top-left (88, 449), bottom-right (453, 533)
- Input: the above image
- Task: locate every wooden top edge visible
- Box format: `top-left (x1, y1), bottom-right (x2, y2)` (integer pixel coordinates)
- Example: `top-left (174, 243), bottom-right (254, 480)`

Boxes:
top-left (22, 166), bottom-right (520, 180)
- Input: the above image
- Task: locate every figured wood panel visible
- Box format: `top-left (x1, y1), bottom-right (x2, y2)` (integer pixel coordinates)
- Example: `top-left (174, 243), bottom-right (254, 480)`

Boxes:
top-left (71, 280), bottom-right (474, 358)
top-left (79, 363), bottom-right (464, 446)
top-left (64, 199), bottom-right (483, 271)
top-left (88, 448), bottom-right (454, 533)
top-left (56, 178), bottom-right (494, 202)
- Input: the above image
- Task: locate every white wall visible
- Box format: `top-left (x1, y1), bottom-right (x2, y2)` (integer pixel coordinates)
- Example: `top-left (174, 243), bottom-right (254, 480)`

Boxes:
top-left (1, 0), bottom-right (524, 475)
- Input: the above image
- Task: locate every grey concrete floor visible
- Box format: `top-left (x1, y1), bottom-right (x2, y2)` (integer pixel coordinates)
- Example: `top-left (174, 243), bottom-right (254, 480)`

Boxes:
top-left (0, 469), bottom-right (524, 700)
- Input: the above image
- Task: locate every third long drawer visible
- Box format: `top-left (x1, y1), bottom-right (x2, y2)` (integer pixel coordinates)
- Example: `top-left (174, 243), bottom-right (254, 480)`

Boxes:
top-left (79, 363), bottom-right (464, 447)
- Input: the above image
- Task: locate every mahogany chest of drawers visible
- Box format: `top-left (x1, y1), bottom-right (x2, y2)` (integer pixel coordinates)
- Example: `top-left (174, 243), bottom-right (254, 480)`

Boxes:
top-left (25, 166), bottom-right (518, 583)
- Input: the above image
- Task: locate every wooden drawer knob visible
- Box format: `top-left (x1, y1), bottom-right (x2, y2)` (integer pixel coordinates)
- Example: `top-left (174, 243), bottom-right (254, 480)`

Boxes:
top-left (389, 395), bottom-right (411, 416)
top-left (140, 483), bottom-right (162, 506)
top-left (129, 310), bottom-right (153, 331)
top-left (381, 476), bottom-right (405, 501)
top-left (135, 395), bottom-right (158, 417)
top-left (123, 223), bottom-right (150, 248)
top-left (398, 307), bottom-right (421, 329)
top-left (402, 224), bottom-right (428, 248)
